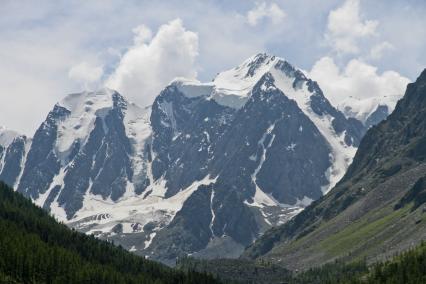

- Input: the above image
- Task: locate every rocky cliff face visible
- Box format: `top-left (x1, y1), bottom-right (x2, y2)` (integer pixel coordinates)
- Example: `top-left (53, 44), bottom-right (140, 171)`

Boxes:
top-left (243, 70), bottom-right (426, 271)
top-left (0, 53), bottom-right (367, 264)
top-left (0, 127), bottom-right (29, 187)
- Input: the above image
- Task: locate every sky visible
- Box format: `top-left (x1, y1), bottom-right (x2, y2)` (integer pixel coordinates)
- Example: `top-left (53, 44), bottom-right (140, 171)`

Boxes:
top-left (0, 0), bottom-right (425, 136)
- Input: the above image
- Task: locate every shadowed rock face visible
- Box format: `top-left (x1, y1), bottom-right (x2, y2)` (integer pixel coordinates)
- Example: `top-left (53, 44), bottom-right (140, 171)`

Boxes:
top-left (17, 105), bottom-right (68, 199)
top-left (0, 136), bottom-right (27, 186)
top-left (0, 54), bottom-right (369, 264)
top-left (242, 69), bottom-right (426, 271)
top-left (365, 105), bottom-right (390, 129)
top-left (3, 90), bottom-right (149, 221)
top-left (145, 63), bottom-right (366, 262)
top-left (57, 94), bottom-right (134, 219)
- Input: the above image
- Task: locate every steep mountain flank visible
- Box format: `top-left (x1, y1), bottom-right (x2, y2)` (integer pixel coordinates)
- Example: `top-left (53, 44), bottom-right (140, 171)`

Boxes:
top-left (243, 69), bottom-right (426, 270)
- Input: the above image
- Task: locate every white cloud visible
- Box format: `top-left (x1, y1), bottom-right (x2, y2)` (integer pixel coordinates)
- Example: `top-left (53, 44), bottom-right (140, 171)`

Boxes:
top-left (369, 41), bottom-right (394, 60)
top-left (68, 62), bottom-right (103, 89)
top-left (325, 0), bottom-right (378, 54)
top-left (132, 25), bottom-right (153, 45)
top-left (106, 19), bottom-right (198, 107)
top-left (309, 56), bottom-right (410, 121)
top-left (0, 1), bottom-right (424, 136)
top-left (247, 2), bottom-right (286, 26)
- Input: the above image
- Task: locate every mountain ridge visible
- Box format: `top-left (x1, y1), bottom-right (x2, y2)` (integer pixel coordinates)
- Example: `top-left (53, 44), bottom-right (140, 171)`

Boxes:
top-left (0, 53), bottom-right (371, 264)
top-left (242, 68), bottom-right (426, 270)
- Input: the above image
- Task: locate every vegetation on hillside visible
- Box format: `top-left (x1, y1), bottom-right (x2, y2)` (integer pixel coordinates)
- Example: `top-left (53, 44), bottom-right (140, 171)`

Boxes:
top-left (179, 242), bottom-right (426, 283)
top-left (0, 182), bottom-right (219, 284)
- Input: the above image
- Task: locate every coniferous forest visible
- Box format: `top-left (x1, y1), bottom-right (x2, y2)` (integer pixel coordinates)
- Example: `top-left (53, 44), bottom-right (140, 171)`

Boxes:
top-left (295, 243), bottom-right (426, 284)
top-left (178, 242), bottom-right (426, 283)
top-left (0, 182), bottom-right (219, 284)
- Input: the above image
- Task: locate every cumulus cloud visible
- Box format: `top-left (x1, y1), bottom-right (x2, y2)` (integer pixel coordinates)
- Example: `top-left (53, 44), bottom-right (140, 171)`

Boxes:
top-left (132, 25), bottom-right (153, 45)
top-left (309, 56), bottom-right (410, 120)
top-left (1, 1), bottom-right (425, 136)
top-left (325, 0), bottom-right (378, 54)
top-left (106, 19), bottom-right (198, 107)
top-left (247, 2), bottom-right (286, 26)
top-left (68, 62), bottom-right (103, 89)
top-left (369, 41), bottom-right (394, 60)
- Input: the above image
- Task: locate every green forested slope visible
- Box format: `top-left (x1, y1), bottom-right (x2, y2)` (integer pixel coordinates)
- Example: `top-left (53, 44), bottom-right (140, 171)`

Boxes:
top-left (295, 241), bottom-right (426, 284)
top-left (0, 181), bottom-right (219, 284)
top-left (179, 242), bottom-right (426, 283)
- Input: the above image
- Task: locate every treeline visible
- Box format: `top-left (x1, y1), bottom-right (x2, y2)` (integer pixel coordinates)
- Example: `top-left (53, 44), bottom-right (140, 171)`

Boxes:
top-left (179, 242), bottom-right (426, 283)
top-left (293, 260), bottom-right (368, 284)
top-left (177, 257), bottom-right (292, 284)
top-left (0, 182), bottom-right (220, 284)
top-left (367, 241), bottom-right (426, 284)
top-left (296, 242), bottom-right (426, 284)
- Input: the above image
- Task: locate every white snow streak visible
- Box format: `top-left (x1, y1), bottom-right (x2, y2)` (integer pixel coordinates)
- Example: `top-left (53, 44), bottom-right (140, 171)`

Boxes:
top-left (271, 68), bottom-right (357, 193)
top-left (209, 189), bottom-right (216, 238)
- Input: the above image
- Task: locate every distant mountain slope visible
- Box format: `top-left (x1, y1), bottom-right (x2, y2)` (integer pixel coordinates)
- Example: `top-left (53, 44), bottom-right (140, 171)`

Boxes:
top-left (242, 69), bottom-right (426, 270)
top-left (0, 126), bottom-right (29, 187)
top-left (0, 181), bottom-right (219, 284)
top-left (337, 95), bottom-right (401, 129)
top-left (0, 53), bottom-right (366, 264)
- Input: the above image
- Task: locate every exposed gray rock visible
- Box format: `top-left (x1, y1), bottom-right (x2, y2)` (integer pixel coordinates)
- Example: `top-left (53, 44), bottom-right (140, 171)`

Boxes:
top-left (0, 136), bottom-right (27, 186)
top-left (0, 54), bottom-right (373, 265)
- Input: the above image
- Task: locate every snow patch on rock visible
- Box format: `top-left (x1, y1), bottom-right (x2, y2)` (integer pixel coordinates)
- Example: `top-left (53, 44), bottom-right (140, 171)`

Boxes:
top-left (55, 89), bottom-right (115, 163)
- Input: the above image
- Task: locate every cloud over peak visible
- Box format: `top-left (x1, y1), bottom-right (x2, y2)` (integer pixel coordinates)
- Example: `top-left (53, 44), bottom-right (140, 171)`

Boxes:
top-left (326, 0), bottom-right (378, 54)
top-left (106, 19), bottom-right (199, 107)
top-left (247, 2), bottom-right (286, 26)
top-left (309, 56), bottom-right (410, 121)
top-left (68, 62), bottom-right (104, 90)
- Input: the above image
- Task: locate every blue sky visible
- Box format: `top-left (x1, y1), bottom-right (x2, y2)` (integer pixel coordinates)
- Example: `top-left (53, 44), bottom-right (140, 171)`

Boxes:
top-left (0, 0), bottom-right (425, 135)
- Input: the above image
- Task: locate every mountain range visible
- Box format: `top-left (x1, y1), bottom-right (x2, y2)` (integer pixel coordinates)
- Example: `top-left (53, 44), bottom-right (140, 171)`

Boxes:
top-left (0, 53), bottom-right (402, 264)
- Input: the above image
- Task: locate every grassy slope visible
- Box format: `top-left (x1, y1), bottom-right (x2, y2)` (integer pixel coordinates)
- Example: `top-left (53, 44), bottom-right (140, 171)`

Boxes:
top-left (243, 161), bottom-right (426, 270)
top-left (267, 166), bottom-right (426, 268)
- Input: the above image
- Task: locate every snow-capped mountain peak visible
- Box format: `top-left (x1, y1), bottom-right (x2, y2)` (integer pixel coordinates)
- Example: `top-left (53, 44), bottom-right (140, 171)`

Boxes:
top-left (173, 53), bottom-right (311, 110)
top-left (58, 88), bottom-right (115, 114)
top-left (170, 53), bottom-right (364, 193)
top-left (1, 53), bottom-right (369, 264)
top-left (169, 53), bottom-right (295, 109)
top-left (52, 88), bottom-right (151, 167)
top-left (212, 53), bottom-right (287, 108)
top-left (170, 77), bottom-right (214, 98)
top-left (0, 126), bottom-right (21, 147)
top-left (217, 53), bottom-right (279, 81)
top-left (336, 95), bottom-right (401, 128)
top-left (55, 89), bottom-right (116, 156)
